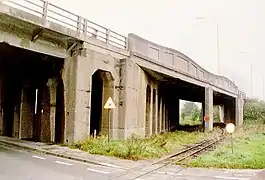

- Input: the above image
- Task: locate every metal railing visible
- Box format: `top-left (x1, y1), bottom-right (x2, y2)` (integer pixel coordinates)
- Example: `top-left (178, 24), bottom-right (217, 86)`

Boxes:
top-left (1, 0), bottom-right (127, 49)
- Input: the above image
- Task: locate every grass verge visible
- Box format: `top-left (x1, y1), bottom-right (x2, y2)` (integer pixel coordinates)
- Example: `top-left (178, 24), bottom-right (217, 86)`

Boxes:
top-left (69, 130), bottom-right (220, 160)
top-left (185, 124), bottom-right (265, 169)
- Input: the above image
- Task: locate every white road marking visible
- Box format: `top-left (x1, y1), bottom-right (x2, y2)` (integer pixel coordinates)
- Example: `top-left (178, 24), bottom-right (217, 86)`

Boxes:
top-left (214, 176), bottom-right (249, 180)
top-left (86, 167), bottom-right (110, 174)
top-left (55, 161), bottom-right (73, 166)
top-left (98, 162), bottom-right (127, 169)
top-left (32, 155), bottom-right (46, 160)
top-left (87, 164), bottom-right (125, 171)
top-left (157, 171), bottom-right (176, 176)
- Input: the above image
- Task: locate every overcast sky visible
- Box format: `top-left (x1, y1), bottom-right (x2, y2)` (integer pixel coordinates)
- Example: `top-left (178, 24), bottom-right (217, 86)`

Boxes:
top-left (46, 0), bottom-right (265, 99)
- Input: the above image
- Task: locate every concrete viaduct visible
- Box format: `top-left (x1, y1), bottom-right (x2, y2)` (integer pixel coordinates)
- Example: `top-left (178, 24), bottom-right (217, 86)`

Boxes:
top-left (0, 0), bottom-right (245, 143)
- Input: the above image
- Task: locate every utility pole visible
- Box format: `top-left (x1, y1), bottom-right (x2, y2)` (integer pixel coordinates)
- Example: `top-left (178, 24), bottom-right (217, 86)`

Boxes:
top-left (196, 17), bottom-right (220, 75)
top-left (262, 76), bottom-right (265, 101)
top-left (250, 64), bottom-right (253, 97)
top-left (216, 23), bottom-right (220, 75)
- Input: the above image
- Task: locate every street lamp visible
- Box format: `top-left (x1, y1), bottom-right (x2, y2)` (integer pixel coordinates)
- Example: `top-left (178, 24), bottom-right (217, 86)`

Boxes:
top-left (196, 17), bottom-right (220, 75)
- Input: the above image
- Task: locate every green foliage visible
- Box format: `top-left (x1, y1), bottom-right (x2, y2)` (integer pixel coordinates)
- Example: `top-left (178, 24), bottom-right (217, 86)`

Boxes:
top-left (69, 131), bottom-right (207, 160)
top-left (213, 106), bottom-right (219, 122)
top-left (182, 102), bottom-right (199, 117)
top-left (186, 126), bottom-right (265, 169)
top-left (181, 101), bottom-right (202, 125)
top-left (244, 98), bottom-right (265, 124)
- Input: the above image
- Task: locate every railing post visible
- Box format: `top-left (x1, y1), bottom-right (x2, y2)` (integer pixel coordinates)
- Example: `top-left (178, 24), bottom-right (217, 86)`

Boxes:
top-left (42, 1), bottom-right (48, 19)
top-left (77, 16), bottom-right (81, 33)
top-left (83, 19), bottom-right (88, 39)
top-left (125, 37), bottom-right (129, 50)
top-left (92, 29), bottom-right (98, 39)
top-left (106, 29), bottom-right (110, 44)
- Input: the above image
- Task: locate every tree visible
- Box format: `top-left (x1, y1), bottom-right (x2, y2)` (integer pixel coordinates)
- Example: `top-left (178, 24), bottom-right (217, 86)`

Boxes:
top-left (182, 102), bottom-right (199, 117)
top-left (244, 98), bottom-right (265, 124)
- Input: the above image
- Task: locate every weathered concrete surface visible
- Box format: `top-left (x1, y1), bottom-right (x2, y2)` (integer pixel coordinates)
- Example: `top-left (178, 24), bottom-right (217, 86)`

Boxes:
top-left (0, 1), bottom-right (246, 143)
top-left (128, 33), bottom-right (239, 97)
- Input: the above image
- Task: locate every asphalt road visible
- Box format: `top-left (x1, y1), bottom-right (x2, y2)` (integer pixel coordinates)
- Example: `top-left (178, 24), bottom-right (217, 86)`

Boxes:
top-left (0, 144), bottom-right (261, 180)
top-left (0, 144), bottom-right (124, 180)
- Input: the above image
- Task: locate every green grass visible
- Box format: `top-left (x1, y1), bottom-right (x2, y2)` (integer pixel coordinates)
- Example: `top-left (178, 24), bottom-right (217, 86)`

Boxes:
top-left (179, 115), bottom-right (201, 125)
top-left (186, 124), bottom-right (265, 169)
top-left (69, 130), bottom-right (218, 160)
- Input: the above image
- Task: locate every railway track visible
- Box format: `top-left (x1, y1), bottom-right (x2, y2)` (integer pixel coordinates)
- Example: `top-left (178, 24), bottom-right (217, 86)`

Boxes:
top-left (110, 135), bottom-right (226, 180)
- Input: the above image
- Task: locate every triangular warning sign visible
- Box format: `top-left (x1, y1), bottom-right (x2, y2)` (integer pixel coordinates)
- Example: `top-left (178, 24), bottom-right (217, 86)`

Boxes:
top-left (104, 97), bottom-right (116, 109)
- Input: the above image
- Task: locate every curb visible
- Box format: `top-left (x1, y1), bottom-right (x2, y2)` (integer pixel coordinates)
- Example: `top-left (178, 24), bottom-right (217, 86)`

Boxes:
top-left (0, 139), bottom-right (124, 169)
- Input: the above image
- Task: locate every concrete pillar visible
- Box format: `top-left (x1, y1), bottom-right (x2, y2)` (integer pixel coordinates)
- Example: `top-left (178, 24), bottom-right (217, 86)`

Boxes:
top-left (101, 72), bottom-right (114, 137)
top-left (165, 104), bottom-right (169, 131)
top-left (12, 98), bottom-right (21, 138)
top-left (47, 78), bottom-right (57, 143)
top-left (162, 100), bottom-right (166, 132)
top-left (204, 87), bottom-right (213, 132)
top-left (62, 54), bottom-right (91, 143)
top-left (39, 86), bottom-right (51, 143)
top-left (152, 89), bottom-right (158, 135)
top-left (0, 76), bottom-right (3, 135)
top-left (146, 86), bottom-right (153, 136)
top-left (158, 96), bottom-right (162, 133)
top-left (202, 102), bottom-right (205, 127)
top-left (236, 93), bottom-right (244, 126)
top-left (224, 104), bottom-right (232, 123)
top-left (73, 56), bottom-right (91, 141)
top-left (19, 88), bottom-right (34, 140)
top-left (219, 105), bottom-right (225, 123)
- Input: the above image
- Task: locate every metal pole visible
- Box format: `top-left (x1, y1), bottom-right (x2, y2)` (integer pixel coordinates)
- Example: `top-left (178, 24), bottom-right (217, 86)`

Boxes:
top-left (108, 109), bottom-right (110, 146)
top-left (216, 23), bottom-right (220, 75)
top-left (231, 133), bottom-right (234, 154)
top-left (250, 64), bottom-right (253, 97)
top-left (262, 76), bottom-right (265, 101)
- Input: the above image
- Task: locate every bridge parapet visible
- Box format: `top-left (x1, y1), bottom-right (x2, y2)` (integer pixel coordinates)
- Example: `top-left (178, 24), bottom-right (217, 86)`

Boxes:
top-left (128, 33), bottom-right (238, 95)
top-left (1, 0), bottom-right (127, 49)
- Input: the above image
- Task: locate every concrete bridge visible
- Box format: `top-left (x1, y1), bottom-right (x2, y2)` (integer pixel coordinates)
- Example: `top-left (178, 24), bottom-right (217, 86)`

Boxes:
top-left (0, 0), bottom-right (245, 143)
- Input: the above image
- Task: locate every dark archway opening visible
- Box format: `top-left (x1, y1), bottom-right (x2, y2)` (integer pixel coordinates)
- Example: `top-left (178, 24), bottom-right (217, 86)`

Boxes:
top-left (90, 70), bottom-right (103, 136)
top-left (55, 78), bottom-right (65, 143)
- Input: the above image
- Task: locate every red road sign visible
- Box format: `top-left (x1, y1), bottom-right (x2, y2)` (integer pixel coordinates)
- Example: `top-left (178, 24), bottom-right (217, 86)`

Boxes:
top-left (204, 115), bottom-right (210, 122)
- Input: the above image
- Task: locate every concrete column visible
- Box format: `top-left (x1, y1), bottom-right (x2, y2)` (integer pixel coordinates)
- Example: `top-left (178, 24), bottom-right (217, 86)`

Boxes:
top-left (12, 96), bottom-right (21, 138)
top-left (165, 104), bottom-right (169, 131)
top-left (101, 72), bottom-right (114, 137)
top-left (19, 88), bottom-right (34, 140)
top-left (0, 76), bottom-right (3, 135)
top-left (219, 105), bottom-right (225, 123)
top-left (176, 98), bottom-right (180, 127)
top-left (152, 89), bottom-right (158, 135)
top-left (73, 56), bottom-right (91, 141)
top-left (204, 87), bottom-right (213, 132)
top-left (224, 104), bottom-right (232, 123)
top-left (47, 78), bottom-right (57, 143)
top-left (158, 96), bottom-right (162, 133)
top-left (62, 54), bottom-right (91, 143)
top-left (202, 102), bottom-right (205, 127)
top-left (147, 87), bottom-right (153, 136)
top-left (236, 93), bottom-right (244, 126)
top-left (162, 99), bottom-right (166, 132)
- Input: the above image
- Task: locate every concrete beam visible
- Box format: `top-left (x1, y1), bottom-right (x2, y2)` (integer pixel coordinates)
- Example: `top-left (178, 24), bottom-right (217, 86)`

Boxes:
top-left (0, 31), bottom-right (66, 58)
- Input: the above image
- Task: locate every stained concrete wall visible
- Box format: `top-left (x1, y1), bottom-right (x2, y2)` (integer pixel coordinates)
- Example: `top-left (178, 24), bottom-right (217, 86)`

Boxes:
top-left (62, 42), bottom-right (128, 142)
top-left (119, 58), bottom-right (172, 138)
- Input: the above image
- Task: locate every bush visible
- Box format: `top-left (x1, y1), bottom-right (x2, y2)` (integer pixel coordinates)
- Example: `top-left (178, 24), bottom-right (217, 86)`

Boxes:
top-left (244, 99), bottom-right (265, 124)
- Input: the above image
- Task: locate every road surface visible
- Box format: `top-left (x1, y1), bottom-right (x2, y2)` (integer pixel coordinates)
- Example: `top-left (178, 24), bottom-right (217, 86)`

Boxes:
top-left (0, 144), bottom-right (124, 180)
top-left (0, 143), bottom-right (260, 180)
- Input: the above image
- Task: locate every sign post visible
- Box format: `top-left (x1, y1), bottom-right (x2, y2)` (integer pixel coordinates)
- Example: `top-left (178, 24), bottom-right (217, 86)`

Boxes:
top-left (225, 123), bottom-right (236, 154)
top-left (103, 97), bottom-right (116, 148)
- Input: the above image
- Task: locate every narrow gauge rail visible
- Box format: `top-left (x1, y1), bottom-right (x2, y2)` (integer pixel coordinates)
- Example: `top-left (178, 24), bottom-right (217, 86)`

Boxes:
top-left (110, 136), bottom-right (225, 180)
